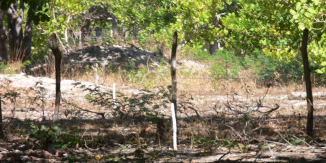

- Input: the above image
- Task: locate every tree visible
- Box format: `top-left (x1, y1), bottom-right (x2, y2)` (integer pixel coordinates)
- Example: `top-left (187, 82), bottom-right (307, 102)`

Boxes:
top-left (0, 96), bottom-right (4, 139)
top-left (0, 0), bottom-right (49, 63)
top-left (223, 0), bottom-right (326, 66)
top-left (48, 33), bottom-right (61, 122)
top-left (222, 0), bottom-right (326, 137)
top-left (301, 28), bottom-right (314, 137)
top-left (172, 0), bottom-right (239, 55)
top-left (0, 7), bottom-right (7, 64)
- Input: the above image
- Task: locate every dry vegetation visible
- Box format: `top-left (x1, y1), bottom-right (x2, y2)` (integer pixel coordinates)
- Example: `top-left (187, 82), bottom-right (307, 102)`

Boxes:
top-left (1, 42), bottom-right (326, 162)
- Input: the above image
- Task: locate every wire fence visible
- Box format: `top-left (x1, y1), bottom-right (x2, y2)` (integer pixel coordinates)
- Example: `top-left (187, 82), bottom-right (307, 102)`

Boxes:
top-left (2, 70), bottom-right (326, 124)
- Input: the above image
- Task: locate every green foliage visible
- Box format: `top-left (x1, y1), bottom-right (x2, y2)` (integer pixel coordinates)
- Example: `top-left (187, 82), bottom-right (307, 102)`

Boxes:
top-left (0, 62), bottom-right (27, 74)
top-left (182, 43), bottom-right (210, 60)
top-left (223, 0), bottom-right (326, 73)
top-left (185, 46), bottom-right (306, 84)
top-left (224, 139), bottom-right (239, 150)
top-left (10, 0), bottom-right (326, 78)
top-left (191, 132), bottom-right (220, 148)
top-left (288, 137), bottom-right (304, 146)
top-left (0, 63), bottom-right (9, 73)
top-left (78, 83), bottom-right (171, 120)
top-left (210, 50), bottom-right (242, 81)
top-left (27, 123), bottom-right (83, 149)
top-left (28, 123), bottom-right (62, 146)
top-left (239, 143), bottom-right (248, 153)
top-left (241, 51), bottom-right (304, 83)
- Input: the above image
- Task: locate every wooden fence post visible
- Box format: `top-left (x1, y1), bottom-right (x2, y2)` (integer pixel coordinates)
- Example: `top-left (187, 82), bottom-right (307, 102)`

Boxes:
top-left (48, 33), bottom-right (62, 122)
top-left (301, 28), bottom-right (314, 137)
top-left (171, 31), bottom-right (178, 137)
top-left (0, 96), bottom-right (4, 139)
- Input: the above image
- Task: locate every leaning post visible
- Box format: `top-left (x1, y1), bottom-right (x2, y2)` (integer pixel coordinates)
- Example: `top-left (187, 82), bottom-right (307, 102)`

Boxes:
top-left (301, 28), bottom-right (314, 137)
top-left (48, 33), bottom-right (62, 122)
top-left (171, 31), bottom-right (178, 137)
top-left (0, 96), bottom-right (4, 139)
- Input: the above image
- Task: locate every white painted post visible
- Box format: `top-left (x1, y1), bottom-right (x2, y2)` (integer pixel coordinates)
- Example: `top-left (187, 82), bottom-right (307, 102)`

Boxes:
top-left (171, 103), bottom-right (177, 150)
top-left (113, 83), bottom-right (116, 108)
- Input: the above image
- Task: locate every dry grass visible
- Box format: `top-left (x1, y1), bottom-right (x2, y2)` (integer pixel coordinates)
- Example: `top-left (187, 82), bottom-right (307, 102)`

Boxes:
top-left (2, 65), bottom-right (326, 162)
top-left (2, 33), bottom-right (326, 162)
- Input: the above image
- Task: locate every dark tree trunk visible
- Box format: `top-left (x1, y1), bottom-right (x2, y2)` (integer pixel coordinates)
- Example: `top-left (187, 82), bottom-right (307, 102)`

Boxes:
top-left (301, 28), bottom-right (314, 137)
top-left (0, 96), bottom-right (4, 139)
top-left (171, 31), bottom-right (178, 136)
top-left (7, 0), bottom-right (24, 62)
top-left (22, 0), bottom-right (43, 62)
top-left (209, 42), bottom-right (220, 55)
top-left (22, 15), bottom-right (33, 62)
top-left (0, 9), bottom-right (7, 64)
top-left (208, 13), bottom-right (226, 55)
top-left (80, 19), bottom-right (91, 38)
top-left (112, 14), bottom-right (118, 39)
top-left (3, 0), bottom-right (44, 63)
top-left (48, 33), bottom-right (62, 123)
top-left (133, 20), bottom-right (138, 41)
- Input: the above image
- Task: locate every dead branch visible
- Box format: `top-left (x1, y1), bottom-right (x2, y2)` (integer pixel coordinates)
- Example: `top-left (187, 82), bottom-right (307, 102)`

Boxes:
top-left (216, 152), bottom-right (230, 162)
top-left (62, 98), bottom-right (105, 119)
top-left (275, 131), bottom-right (293, 146)
top-left (256, 103), bottom-right (280, 115)
top-left (188, 106), bottom-right (202, 120)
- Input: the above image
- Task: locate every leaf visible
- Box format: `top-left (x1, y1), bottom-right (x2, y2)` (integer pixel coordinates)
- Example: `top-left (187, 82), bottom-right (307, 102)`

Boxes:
top-left (290, 9), bottom-right (296, 16)
top-left (312, 0), bottom-right (320, 5)
top-left (320, 62), bottom-right (326, 66)
top-left (296, 2), bottom-right (302, 11)
top-left (315, 69), bottom-right (324, 74)
top-left (298, 22), bottom-right (305, 30)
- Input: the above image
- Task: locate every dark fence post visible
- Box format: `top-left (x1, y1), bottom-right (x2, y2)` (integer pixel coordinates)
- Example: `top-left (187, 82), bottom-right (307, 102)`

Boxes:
top-left (301, 28), bottom-right (314, 137)
top-left (171, 31), bottom-right (178, 134)
top-left (0, 96), bottom-right (4, 139)
top-left (48, 33), bottom-right (62, 122)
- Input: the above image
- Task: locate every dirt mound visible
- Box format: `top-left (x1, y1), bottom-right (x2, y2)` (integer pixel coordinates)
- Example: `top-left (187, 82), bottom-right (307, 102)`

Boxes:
top-left (65, 45), bottom-right (168, 69)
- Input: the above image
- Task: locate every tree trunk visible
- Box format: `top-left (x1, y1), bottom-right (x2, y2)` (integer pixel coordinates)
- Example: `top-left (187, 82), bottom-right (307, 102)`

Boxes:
top-left (0, 96), bottom-right (4, 139)
top-left (64, 15), bottom-right (71, 53)
top-left (0, 9), bottom-right (8, 64)
top-left (171, 31), bottom-right (178, 137)
top-left (22, 0), bottom-right (43, 62)
top-left (208, 13), bottom-right (226, 55)
top-left (133, 20), bottom-right (138, 41)
top-left (7, 0), bottom-right (24, 62)
top-left (112, 14), bottom-right (118, 39)
top-left (48, 33), bottom-right (62, 123)
top-left (301, 28), bottom-right (314, 137)
top-left (209, 42), bottom-right (220, 55)
top-left (22, 17), bottom-right (33, 62)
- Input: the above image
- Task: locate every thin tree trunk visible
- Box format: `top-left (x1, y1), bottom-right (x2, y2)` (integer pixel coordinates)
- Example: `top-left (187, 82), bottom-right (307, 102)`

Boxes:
top-left (79, 30), bottom-right (82, 49)
top-left (112, 14), bottom-right (118, 39)
top-left (301, 28), bottom-right (314, 137)
top-left (64, 15), bottom-right (71, 54)
top-left (22, 0), bottom-right (43, 62)
top-left (48, 33), bottom-right (62, 123)
top-left (209, 42), bottom-right (220, 55)
top-left (0, 96), bottom-right (4, 139)
top-left (133, 20), bottom-right (138, 41)
top-left (0, 9), bottom-right (8, 64)
top-left (7, 0), bottom-right (24, 62)
top-left (171, 31), bottom-right (178, 137)
top-left (22, 18), bottom-right (33, 62)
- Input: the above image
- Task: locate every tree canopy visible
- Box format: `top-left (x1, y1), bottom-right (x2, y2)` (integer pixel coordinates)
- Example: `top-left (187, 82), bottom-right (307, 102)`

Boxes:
top-left (1, 0), bottom-right (326, 72)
